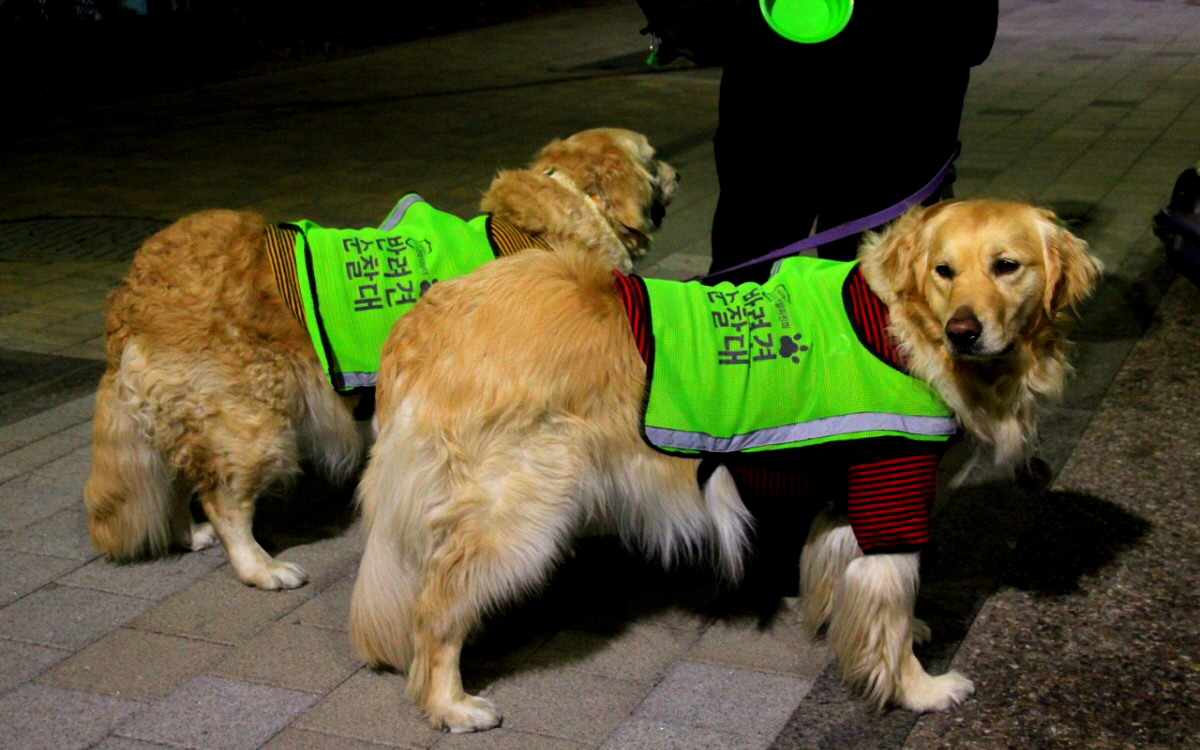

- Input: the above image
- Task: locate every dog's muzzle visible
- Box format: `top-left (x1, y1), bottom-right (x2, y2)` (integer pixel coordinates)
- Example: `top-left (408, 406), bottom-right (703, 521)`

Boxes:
top-left (945, 306), bottom-right (983, 356)
top-left (945, 307), bottom-right (1017, 359)
top-left (651, 167), bottom-right (679, 228)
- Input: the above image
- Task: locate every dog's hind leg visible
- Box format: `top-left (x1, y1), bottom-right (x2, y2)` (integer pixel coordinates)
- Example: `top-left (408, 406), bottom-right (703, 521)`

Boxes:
top-left (828, 552), bottom-right (974, 712)
top-left (191, 409), bottom-right (307, 590)
top-left (402, 431), bottom-right (585, 732)
top-left (408, 475), bottom-right (577, 733)
top-left (197, 465), bottom-right (306, 590)
top-left (85, 368), bottom-right (202, 558)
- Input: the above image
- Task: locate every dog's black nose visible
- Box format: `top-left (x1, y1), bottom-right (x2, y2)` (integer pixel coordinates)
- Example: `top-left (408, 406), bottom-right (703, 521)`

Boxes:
top-left (945, 307), bottom-right (982, 350)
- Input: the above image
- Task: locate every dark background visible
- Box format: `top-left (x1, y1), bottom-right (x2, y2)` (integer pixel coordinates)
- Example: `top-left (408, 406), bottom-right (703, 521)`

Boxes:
top-left (3, 0), bottom-right (591, 107)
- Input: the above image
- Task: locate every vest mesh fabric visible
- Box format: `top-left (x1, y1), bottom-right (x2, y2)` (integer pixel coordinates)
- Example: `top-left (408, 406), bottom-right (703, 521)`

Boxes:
top-left (282, 197), bottom-right (523, 390)
top-left (637, 257), bottom-right (955, 454)
top-left (614, 263), bottom-right (951, 554)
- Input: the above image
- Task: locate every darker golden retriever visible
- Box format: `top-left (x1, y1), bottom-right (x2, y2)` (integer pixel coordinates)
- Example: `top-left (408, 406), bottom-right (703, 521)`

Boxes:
top-left (84, 128), bottom-right (677, 589)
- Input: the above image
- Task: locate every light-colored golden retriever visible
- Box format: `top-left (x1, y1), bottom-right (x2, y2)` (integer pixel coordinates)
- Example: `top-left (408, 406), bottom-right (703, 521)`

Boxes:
top-left (349, 199), bottom-right (1103, 731)
top-left (84, 128), bottom-right (677, 590)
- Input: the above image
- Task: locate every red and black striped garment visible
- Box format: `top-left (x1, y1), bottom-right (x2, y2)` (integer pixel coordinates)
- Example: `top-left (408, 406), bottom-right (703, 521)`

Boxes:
top-left (612, 266), bottom-right (950, 555)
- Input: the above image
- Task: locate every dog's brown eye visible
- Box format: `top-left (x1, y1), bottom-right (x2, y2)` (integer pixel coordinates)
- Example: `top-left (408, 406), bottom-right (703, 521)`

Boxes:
top-left (934, 264), bottom-right (955, 280)
top-left (992, 259), bottom-right (1019, 276)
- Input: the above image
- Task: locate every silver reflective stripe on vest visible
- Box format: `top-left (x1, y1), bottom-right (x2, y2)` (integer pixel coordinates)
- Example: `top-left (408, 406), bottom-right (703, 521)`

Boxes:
top-left (338, 372), bottom-right (378, 389)
top-left (645, 412), bottom-right (958, 453)
top-left (378, 193), bottom-right (426, 231)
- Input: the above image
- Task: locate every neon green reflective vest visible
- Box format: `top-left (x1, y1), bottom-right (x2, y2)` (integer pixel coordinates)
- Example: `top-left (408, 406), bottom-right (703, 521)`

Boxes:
top-left (286, 195), bottom-right (496, 390)
top-left (640, 257), bottom-right (956, 454)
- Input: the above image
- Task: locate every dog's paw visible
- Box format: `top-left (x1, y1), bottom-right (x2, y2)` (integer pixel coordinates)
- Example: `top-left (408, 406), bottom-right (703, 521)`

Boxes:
top-left (436, 695), bottom-right (501, 733)
top-left (898, 669), bottom-right (975, 713)
top-left (242, 560), bottom-right (309, 590)
top-left (186, 522), bottom-right (218, 551)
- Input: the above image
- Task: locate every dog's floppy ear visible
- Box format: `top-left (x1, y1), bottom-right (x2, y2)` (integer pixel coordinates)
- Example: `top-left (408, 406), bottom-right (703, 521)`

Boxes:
top-left (577, 133), bottom-right (654, 233)
top-left (1036, 209), bottom-right (1103, 314)
top-left (858, 203), bottom-right (933, 301)
top-left (536, 131), bottom-right (653, 233)
top-left (593, 142), bottom-right (654, 233)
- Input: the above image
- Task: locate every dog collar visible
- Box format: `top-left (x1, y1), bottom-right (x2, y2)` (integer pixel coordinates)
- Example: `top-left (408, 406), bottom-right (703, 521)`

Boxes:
top-left (543, 168), bottom-right (624, 248)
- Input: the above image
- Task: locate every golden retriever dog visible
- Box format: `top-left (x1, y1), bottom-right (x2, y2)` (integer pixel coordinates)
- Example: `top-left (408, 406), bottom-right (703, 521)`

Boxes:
top-left (84, 128), bottom-right (677, 590)
top-left (349, 199), bottom-right (1102, 731)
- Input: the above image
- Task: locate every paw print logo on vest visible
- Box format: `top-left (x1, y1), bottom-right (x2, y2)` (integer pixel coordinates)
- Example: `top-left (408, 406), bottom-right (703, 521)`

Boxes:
top-left (778, 334), bottom-right (809, 363)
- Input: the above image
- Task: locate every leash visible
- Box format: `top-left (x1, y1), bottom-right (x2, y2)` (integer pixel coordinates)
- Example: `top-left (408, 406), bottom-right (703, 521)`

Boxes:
top-left (696, 147), bottom-right (960, 283)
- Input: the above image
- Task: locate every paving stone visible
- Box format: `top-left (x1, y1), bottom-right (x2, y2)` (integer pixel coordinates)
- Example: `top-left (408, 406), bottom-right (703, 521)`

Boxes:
top-left (129, 572), bottom-right (313, 646)
top-left (210, 620), bottom-right (361, 695)
top-left (0, 638), bottom-right (71, 694)
top-left (287, 577), bottom-right (354, 632)
top-left (0, 425), bottom-right (93, 484)
top-left (0, 507), bottom-right (97, 561)
top-left (634, 661), bottom-right (813, 741)
top-left (293, 669), bottom-right (443, 748)
top-left (0, 392), bottom-right (93, 455)
top-left (0, 470), bottom-right (85, 533)
top-left (685, 610), bottom-right (833, 678)
top-left (59, 546), bottom-right (227, 601)
top-left (522, 622), bottom-right (700, 683)
top-left (0, 549), bottom-right (83, 606)
top-left (435, 727), bottom-right (593, 750)
top-left (114, 675), bottom-right (316, 750)
top-left (267, 535), bottom-right (362, 593)
top-left (90, 738), bottom-right (179, 750)
top-left (0, 683), bottom-right (145, 750)
top-left (484, 669), bottom-right (650, 744)
top-left (0, 583), bottom-right (153, 650)
top-left (262, 727), bottom-right (408, 750)
top-left (30, 442), bottom-right (93, 487)
top-left (637, 251), bottom-right (713, 281)
top-left (600, 718), bottom-right (764, 750)
top-left (39, 627), bottom-right (231, 701)
top-left (0, 348), bottom-right (105, 430)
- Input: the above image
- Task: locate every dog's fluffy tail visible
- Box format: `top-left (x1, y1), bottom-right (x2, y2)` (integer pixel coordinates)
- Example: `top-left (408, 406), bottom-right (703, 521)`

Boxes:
top-left (84, 349), bottom-right (178, 559)
top-left (701, 464), bottom-right (753, 582)
top-left (295, 365), bottom-right (364, 485)
top-left (615, 459), bottom-right (752, 584)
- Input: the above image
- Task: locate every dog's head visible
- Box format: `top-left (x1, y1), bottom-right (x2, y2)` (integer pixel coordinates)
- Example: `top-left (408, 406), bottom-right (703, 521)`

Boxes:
top-left (861, 199), bottom-right (1104, 475)
top-left (480, 128), bottom-right (678, 270)
top-left (862, 199), bottom-right (1103, 361)
top-left (532, 128), bottom-right (678, 251)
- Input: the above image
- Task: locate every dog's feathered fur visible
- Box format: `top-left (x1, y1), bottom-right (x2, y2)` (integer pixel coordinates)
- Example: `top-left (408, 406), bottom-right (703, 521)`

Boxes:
top-left (349, 199), bottom-right (1102, 731)
top-left (84, 128), bottom-right (677, 590)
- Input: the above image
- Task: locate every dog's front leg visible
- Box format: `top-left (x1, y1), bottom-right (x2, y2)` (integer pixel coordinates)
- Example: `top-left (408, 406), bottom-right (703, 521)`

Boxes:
top-left (828, 552), bottom-right (974, 712)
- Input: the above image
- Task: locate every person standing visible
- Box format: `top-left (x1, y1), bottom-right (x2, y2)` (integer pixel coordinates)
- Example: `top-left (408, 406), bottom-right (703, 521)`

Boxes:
top-left (709, 1), bottom-right (999, 281)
